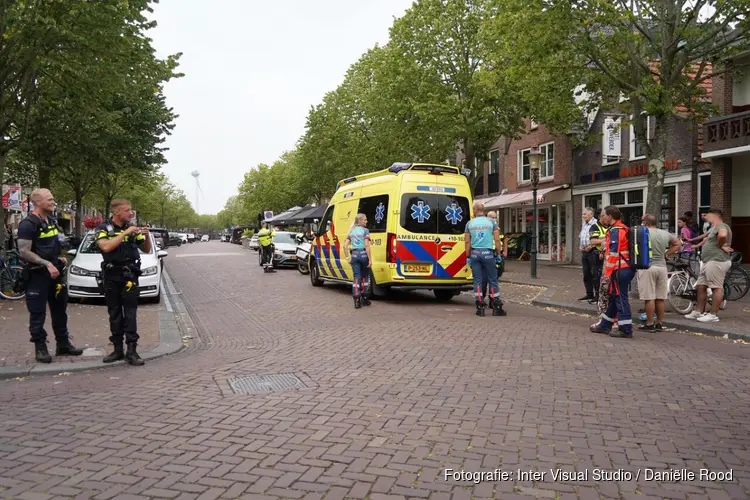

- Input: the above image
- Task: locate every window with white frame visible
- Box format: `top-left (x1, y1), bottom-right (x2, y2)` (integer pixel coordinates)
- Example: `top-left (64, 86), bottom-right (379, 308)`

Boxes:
top-left (518, 148), bottom-right (531, 183)
top-left (540, 142), bottom-right (554, 178)
top-left (489, 150), bottom-right (499, 175)
top-left (629, 114), bottom-right (650, 160)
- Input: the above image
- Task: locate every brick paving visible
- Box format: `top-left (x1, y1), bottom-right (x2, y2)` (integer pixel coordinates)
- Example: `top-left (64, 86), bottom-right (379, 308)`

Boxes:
top-left (0, 241), bottom-right (749, 499)
top-left (0, 298), bottom-right (160, 367)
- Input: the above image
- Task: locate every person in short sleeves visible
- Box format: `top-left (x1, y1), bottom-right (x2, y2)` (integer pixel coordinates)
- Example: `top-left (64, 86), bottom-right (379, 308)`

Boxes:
top-left (465, 202), bottom-right (506, 317)
top-left (343, 213), bottom-right (373, 309)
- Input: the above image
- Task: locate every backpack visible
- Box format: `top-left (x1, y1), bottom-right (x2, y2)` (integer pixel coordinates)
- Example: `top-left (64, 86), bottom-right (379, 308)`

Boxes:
top-left (625, 225), bottom-right (652, 270)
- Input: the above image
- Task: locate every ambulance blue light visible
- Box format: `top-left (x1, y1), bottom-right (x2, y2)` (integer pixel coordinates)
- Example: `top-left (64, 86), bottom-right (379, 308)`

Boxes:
top-left (389, 162), bottom-right (411, 173)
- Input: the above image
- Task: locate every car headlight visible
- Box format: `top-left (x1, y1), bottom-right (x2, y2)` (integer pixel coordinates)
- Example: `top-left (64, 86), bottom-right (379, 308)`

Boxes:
top-left (141, 266), bottom-right (158, 276)
top-left (70, 265), bottom-right (98, 277)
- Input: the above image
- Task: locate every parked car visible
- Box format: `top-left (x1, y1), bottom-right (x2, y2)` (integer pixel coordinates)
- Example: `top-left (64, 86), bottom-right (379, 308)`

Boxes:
top-left (149, 227), bottom-right (170, 249)
top-left (248, 234), bottom-right (259, 251)
top-left (178, 233), bottom-right (188, 244)
top-left (187, 233), bottom-right (196, 243)
top-left (259, 231), bottom-right (298, 268)
top-left (221, 233), bottom-right (231, 242)
top-left (169, 232), bottom-right (183, 246)
top-left (201, 234), bottom-right (209, 242)
top-left (65, 231), bottom-right (168, 303)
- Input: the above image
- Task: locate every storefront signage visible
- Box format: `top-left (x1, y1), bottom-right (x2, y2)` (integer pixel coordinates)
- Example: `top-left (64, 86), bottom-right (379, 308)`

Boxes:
top-left (580, 159), bottom-right (680, 185)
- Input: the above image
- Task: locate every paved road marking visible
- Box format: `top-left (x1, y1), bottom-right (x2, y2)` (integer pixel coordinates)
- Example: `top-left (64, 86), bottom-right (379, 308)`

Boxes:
top-left (175, 252), bottom-right (245, 258)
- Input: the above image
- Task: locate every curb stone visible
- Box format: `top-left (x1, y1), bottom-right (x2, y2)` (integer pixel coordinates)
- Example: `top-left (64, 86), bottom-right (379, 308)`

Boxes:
top-left (0, 268), bottom-right (185, 381)
top-left (529, 284), bottom-right (750, 342)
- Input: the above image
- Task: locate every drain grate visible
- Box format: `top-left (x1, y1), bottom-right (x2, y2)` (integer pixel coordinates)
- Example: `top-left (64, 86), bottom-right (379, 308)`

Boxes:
top-left (226, 373), bottom-right (307, 394)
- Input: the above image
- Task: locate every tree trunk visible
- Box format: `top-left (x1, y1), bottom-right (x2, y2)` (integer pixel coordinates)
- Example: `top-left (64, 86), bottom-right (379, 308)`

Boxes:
top-left (644, 116), bottom-right (671, 218)
top-left (0, 150), bottom-right (6, 250)
top-left (74, 184), bottom-right (84, 239)
top-left (39, 162), bottom-right (52, 189)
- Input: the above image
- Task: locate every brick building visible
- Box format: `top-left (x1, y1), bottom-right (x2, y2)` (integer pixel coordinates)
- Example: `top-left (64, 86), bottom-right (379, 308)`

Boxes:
top-left (701, 51), bottom-right (750, 263)
top-left (463, 119), bottom-right (576, 262)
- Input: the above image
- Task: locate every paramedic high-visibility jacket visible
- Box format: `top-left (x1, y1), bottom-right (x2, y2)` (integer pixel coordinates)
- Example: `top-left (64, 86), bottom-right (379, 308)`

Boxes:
top-left (603, 220), bottom-right (630, 278)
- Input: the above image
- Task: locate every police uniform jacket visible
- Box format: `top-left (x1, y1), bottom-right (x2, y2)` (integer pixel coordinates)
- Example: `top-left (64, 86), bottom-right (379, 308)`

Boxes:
top-left (95, 220), bottom-right (146, 266)
top-left (17, 214), bottom-right (62, 264)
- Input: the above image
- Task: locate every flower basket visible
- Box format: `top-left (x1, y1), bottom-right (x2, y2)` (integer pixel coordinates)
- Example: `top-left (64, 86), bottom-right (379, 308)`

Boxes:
top-left (84, 216), bottom-right (103, 229)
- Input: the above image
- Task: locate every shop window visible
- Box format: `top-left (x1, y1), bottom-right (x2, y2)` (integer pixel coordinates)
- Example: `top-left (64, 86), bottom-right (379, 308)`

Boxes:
top-left (698, 173), bottom-right (711, 216)
top-left (627, 190), bottom-right (643, 204)
top-left (610, 191), bottom-right (626, 205)
top-left (584, 195), bottom-right (602, 215)
top-left (659, 186), bottom-right (676, 232)
top-left (629, 114), bottom-right (651, 160)
top-left (357, 195), bottom-right (389, 233)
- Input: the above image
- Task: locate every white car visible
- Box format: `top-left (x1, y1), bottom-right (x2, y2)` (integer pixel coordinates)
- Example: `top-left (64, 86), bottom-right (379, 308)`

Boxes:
top-left (201, 234), bottom-right (209, 242)
top-left (178, 233), bottom-right (188, 244)
top-left (65, 231), bottom-right (168, 303)
top-left (248, 234), bottom-right (259, 251)
top-left (187, 233), bottom-right (196, 243)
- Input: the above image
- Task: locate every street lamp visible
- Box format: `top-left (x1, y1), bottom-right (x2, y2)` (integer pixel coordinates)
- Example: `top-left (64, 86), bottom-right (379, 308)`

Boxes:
top-left (21, 186), bottom-right (33, 215)
top-left (528, 147), bottom-right (543, 279)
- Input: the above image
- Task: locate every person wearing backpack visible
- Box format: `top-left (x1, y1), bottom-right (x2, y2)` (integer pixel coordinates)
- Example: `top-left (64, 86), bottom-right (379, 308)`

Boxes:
top-left (637, 214), bottom-right (682, 331)
top-left (590, 205), bottom-right (636, 338)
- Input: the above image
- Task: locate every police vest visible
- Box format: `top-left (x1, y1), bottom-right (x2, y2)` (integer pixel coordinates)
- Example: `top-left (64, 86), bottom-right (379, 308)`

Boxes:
top-left (590, 223), bottom-right (606, 251)
top-left (257, 229), bottom-right (274, 247)
top-left (25, 214), bottom-right (61, 262)
top-left (96, 222), bottom-right (143, 265)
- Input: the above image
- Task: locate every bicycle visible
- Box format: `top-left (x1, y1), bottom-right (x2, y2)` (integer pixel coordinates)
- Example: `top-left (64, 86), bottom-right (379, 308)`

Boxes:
top-left (667, 257), bottom-right (728, 315)
top-left (724, 252), bottom-right (749, 301)
top-left (0, 251), bottom-right (25, 300)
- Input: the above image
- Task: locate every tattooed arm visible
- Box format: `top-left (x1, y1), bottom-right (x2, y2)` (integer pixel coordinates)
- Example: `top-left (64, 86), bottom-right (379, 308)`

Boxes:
top-left (17, 239), bottom-right (50, 267)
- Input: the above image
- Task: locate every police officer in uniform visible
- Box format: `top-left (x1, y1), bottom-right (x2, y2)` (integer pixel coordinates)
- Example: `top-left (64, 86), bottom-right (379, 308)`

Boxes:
top-left (17, 189), bottom-right (83, 363)
top-left (95, 199), bottom-right (151, 366)
top-left (257, 223), bottom-right (276, 273)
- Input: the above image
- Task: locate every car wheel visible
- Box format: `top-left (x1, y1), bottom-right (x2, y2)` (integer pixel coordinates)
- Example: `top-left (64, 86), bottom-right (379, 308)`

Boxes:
top-left (310, 259), bottom-right (323, 287)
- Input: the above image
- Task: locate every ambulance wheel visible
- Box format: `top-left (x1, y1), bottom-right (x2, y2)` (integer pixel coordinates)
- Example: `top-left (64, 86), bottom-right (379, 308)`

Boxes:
top-left (310, 259), bottom-right (323, 287)
top-left (434, 289), bottom-right (455, 302)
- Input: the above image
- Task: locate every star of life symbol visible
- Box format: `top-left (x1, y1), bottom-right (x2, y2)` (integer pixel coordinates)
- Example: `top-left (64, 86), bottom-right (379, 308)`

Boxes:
top-left (375, 202), bottom-right (385, 223)
top-left (445, 202), bottom-right (463, 225)
top-left (410, 201), bottom-right (431, 223)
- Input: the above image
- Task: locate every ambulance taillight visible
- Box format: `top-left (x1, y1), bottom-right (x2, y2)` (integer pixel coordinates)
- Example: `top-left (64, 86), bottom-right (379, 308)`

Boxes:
top-left (386, 233), bottom-right (398, 263)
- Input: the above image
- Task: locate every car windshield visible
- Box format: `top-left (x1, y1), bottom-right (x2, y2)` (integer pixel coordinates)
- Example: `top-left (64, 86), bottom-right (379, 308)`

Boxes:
top-left (78, 233), bottom-right (152, 255)
top-left (273, 233), bottom-right (296, 244)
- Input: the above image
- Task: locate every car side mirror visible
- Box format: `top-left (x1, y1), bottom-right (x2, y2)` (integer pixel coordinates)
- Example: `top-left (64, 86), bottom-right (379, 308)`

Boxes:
top-left (157, 250), bottom-right (168, 258)
top-left (67, 249), bottom-right (77, 257)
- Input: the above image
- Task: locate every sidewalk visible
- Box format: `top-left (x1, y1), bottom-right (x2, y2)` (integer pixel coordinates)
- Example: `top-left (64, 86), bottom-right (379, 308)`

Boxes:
top-left (500, 260), bottom-right (750, 341)
top-left (0, 272), bottom-right (184, 378)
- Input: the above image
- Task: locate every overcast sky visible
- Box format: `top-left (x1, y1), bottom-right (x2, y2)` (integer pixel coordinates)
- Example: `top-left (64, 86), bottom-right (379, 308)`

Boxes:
top-left (148, 0), bottom-right (413, 215)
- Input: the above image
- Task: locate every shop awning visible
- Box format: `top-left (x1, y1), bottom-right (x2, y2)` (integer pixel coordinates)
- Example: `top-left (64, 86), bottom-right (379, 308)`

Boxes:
top-left (292, 204), bottom-right (327, 222)
top-left (265, 206), bottom-right (304, 225)
top-left (483, 185), bottom-right (567, 208)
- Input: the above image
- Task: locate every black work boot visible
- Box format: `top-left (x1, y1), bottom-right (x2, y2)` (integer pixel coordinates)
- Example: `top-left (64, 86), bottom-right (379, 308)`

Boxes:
top-left (362, 295), bottom-right (371, 306)
top-left (125, 343), bottom-right (145, 366)
top-left (353, 296), bottom-right (361, 309)
top-left (475, 301), bottom-right (485, 317)
top-left (492, 299), bottom-right (507, 317)
top-left (103, 342), bottom-right (125, 363)
top-left (56, 338), bottom-right (83, 356)
top-left (34, 342), bottom-right (52, 363)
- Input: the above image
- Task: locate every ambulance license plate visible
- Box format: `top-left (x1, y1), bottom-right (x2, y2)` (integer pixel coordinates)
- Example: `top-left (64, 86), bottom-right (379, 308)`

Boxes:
top-left (405, 264), bottom-right (431, 273)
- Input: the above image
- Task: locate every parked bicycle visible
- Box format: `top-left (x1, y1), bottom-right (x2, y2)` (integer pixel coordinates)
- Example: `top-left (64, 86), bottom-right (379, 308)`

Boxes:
top-left (0, 249), bottom-right (25, 300)
top-left (666, 250), bottom-right (731, 315)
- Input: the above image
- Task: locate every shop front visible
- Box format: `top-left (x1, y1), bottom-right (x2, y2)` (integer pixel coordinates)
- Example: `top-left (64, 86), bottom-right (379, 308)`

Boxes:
top-left (483, 185), bottom-right (572, 262)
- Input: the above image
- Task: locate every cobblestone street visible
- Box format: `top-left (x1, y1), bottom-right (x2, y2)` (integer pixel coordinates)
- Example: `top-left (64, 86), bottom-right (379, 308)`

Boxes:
top-left (1, 242), bottom-right (749, 499)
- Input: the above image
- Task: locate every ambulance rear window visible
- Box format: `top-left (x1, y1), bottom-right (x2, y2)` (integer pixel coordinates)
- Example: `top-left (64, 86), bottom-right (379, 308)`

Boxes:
top-left (400, 194), bottom-right (470, 235)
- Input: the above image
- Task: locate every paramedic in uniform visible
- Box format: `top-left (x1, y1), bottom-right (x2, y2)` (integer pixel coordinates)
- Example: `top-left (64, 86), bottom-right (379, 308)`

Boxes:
top-left (95, 199), bottom-right (150, 366)
top-left (17, 188), bottom-right (83, 363)
top-left (590, 205), bottom-right (634, 338)
top-left (482, 211), bottom-right (506, 302)
top-left (465, 201), bottom-right (506, 316)
top-left (343, 213), bottom-right (373, 309)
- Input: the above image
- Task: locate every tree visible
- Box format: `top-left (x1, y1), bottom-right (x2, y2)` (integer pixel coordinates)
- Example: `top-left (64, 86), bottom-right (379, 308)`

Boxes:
top-left (484, 0), bottom-right (750, 214)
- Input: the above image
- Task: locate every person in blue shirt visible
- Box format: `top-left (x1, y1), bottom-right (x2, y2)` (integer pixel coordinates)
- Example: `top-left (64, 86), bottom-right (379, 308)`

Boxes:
top-left (465, 202), bottom-right (507, 316)
top-left (343, 213), bottom-right (373, 309)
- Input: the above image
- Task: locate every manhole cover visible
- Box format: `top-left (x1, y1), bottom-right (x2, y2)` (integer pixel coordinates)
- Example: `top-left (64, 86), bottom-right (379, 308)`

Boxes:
top-left (226, 373), bottom-right (306, 394)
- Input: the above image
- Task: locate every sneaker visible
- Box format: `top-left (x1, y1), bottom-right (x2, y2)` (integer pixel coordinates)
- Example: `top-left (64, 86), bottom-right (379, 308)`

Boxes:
top-left (654, 323), bottom-right (663, 331)
top-left (638, 324), bottom-right (656, 332)
top-left (684, 311), bottom-right (703, 320)
top-left (697, 313), bottom-right (719, 323)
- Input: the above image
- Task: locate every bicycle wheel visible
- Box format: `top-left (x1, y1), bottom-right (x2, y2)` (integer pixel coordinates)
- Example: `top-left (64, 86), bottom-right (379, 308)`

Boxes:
top-left (724, 265), bottom-right (750, 301)
top-left (0, 265), bottom-right (25, 300)
top-left (667, 272), bottom-right (693, 315)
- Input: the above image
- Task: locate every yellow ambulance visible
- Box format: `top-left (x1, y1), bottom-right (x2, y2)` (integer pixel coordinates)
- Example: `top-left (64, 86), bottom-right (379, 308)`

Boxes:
top-left (309, 162), bottom-right (474, 301)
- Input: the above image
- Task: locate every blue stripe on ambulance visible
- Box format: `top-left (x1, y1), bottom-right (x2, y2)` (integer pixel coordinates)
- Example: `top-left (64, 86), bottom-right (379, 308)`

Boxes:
top-left (328, 244), bottom-right (348, 280)
top-left (396, 240), bottom-right (452, 279)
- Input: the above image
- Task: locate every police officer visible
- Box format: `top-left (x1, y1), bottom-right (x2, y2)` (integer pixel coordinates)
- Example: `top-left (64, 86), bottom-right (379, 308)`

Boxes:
top-left (17, 188), bottom-right (83, 363)
top-left (95, 199), bottom-right (151, 366)
top-left (257, 223), bottom-right (276, 273)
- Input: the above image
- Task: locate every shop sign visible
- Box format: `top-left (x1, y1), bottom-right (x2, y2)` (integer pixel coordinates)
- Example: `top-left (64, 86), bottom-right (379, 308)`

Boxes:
top-left (603, 117), bottom-right (621, 157)
top-left (580, 159), bottom-right (680, 185)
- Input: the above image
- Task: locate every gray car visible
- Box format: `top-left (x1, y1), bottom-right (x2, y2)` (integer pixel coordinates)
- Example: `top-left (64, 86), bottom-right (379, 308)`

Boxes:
top-left (257, 231), bottom-right (298, 268)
